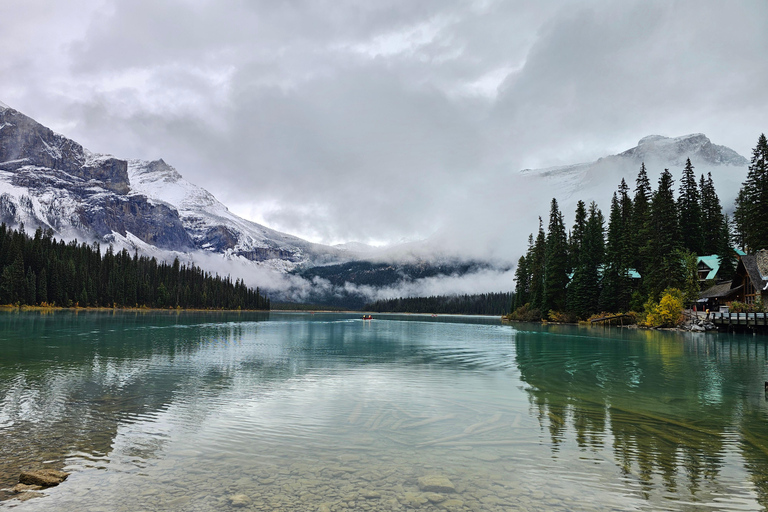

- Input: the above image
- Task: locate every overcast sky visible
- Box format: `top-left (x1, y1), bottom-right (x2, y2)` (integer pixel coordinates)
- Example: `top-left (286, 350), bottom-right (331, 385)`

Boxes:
top-left (2, 0), bottom-right (767, 260)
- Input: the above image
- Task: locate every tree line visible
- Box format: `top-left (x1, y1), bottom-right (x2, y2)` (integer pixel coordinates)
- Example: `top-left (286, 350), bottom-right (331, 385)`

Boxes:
top-left (364, 292), bottom-right (513, 315)
top-left (512, 133), bottom-right (768, 321)
top-left (0, 224), bottom-right (270, 310)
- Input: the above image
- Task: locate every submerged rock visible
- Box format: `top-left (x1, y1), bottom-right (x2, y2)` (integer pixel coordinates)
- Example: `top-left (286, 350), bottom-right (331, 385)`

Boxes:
top-left (18, 469), bottom-right (69, 487)
top-left (227, 493), bottom-right (252, 507)
top-left (360, 489), bottom-right (382, 499)
top-left (424, 492), bottom-right (447, 503)
top-left (12, 483), bottom-right (43, 492)
top-left (417, 475), bottom-right (456, 493)
top-left (16, 491), bottom-right (44, 502)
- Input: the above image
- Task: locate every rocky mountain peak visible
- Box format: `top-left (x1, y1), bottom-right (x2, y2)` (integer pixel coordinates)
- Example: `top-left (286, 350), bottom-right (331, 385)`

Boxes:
top-left (620, 133), bottom-right (747, 167)
top-left (0, 105), bottom-right (130, 193)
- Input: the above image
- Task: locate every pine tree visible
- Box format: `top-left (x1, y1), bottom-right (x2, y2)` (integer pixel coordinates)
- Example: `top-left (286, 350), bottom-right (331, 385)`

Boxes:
top-left (600, 187), bottom-right (632, 312)
top-left (37, 267), bottom-right (47, 304)
top-left (543, 198), bottom-right (569, 313)
top-left (25, 268), bottom-right (36, 305)
top-left (632, 163), bottom-right (652, 277)
top-left (700, 172), bottom-right (724, 255)
top-left (677, 158), bottom-right (703, 255)
top-left (645, 169), bottom-right (681, 299)
top-left (567, 202), bottom-right (604, 318)
top-left (569, 200), bottom-right (587, 273)
top-left (717, 214), bottom-right (736, 280)
top-left (528, 219), bottom-right (546, 311)
top-left (0, 252), bottom-right (25, 304)
top-left (734, 133), bottom-right (768, 251)
top-left (513, 253), bottom-right (529, 310)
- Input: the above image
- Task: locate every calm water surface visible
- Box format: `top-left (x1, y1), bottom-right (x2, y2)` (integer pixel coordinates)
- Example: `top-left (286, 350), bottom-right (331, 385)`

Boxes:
top-left (1, 311), bottom-right (768, 511)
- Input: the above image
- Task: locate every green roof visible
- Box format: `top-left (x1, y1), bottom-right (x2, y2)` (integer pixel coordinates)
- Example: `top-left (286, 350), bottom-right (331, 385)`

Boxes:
top-left (697, 255), bottom-right (721, 280)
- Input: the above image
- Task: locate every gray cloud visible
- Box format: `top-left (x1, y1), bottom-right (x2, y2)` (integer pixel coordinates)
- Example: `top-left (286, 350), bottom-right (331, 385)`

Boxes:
top-left (1, 0), bottom-right (766, 269)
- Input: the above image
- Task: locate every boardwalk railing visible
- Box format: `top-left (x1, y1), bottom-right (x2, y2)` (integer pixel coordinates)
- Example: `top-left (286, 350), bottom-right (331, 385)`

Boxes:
top-left (710, 312), bottom-right (768, 328)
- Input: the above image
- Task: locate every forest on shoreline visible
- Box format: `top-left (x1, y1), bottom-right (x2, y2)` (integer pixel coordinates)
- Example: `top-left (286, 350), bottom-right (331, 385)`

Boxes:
top-left (364, 292), bottom-right (512, 315)
top-left (510, 134), bottom-right (768, 325)
top-left (0, 224), bottom-right (270, 310)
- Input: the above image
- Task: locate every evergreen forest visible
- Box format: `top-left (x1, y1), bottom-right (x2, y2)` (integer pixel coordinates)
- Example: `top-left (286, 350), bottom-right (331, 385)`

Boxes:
top-left (512, 133), bottom-right (768, 321)
top-left (0, 224), bottom-right (270, 310)
top-left (364, 292), bottom-right (513, 315)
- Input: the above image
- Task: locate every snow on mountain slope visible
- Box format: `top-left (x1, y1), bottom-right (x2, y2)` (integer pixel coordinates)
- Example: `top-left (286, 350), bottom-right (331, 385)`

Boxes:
top-left (520, 133), bottom-right (749, 211)
top-left (126, 159), bottom-right (345, 271)
top-left (0, 101), bottom-right (352, 274)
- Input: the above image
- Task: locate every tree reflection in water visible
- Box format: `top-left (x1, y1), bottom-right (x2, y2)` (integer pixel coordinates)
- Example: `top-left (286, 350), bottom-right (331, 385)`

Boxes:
top-left (514, 324), bottom-right (768, 508)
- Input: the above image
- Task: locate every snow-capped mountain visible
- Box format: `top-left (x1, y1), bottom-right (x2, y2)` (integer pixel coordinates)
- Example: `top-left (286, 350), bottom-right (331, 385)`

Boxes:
top-left (520, 133), bottom-right (749, 210)
top-left (0, 102), bottom-right (345, 271)
top-left (126, 159), bottom-right (343, 271)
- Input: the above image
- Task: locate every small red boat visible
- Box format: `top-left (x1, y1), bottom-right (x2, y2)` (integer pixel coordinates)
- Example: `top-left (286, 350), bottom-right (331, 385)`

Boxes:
top-left (362, 315), bottom-right (373, 320)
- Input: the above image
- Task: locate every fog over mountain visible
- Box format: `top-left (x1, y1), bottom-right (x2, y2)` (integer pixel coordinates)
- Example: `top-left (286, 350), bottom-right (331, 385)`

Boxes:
top-left (1, 0), bottom-right (766, 301)
top-left (0, 101), bottom-right (750, 306)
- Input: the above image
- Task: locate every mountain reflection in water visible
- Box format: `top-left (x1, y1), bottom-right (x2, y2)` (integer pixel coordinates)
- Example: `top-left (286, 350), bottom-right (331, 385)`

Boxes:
top-left (0, 312), bottom-right (767, 511)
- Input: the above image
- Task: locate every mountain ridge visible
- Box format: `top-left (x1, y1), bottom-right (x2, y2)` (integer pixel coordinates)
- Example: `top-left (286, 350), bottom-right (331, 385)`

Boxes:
top-left (519, 133), bottom-right (748, 206)
top-left (0, 102), bottom-right (347, 272)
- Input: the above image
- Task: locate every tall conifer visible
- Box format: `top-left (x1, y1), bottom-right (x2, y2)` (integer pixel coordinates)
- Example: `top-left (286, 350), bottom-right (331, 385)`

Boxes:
top-left (734, 133), bottom-right (768, 251)
top-left (567, 202), bottom-right (604, 318)
top-left (632, 163), bottom-right (652, 277)
top-left (600, 185), bottom-right (632, 312)
top-left (677, 158), bottom-right (703, 255)
top-left (543, 199), bottom-right (569, 313)
top-left (717, 214), bottom-right (736, 281)
top-left (699, 172), bottom-right (724, 255)
top-left (528, 219), bottom-right (546, 311)
top-left (645, 169), bottom-right (681, 299)
top-left (569, 200), bottom-right (587, 273)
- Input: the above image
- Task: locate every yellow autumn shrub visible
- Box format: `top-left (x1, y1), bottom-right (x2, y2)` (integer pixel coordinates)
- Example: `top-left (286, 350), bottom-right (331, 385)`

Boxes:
top-left (644, 288), bottom-right (685, 328)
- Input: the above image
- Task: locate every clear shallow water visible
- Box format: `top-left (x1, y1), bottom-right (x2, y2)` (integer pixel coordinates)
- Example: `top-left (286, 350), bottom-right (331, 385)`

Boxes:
top-left (0, 311), bottom-right (767, 511)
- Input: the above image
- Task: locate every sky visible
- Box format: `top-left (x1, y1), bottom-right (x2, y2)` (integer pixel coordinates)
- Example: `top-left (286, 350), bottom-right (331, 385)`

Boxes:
top-left (1, 0), bottom-right (767, 264)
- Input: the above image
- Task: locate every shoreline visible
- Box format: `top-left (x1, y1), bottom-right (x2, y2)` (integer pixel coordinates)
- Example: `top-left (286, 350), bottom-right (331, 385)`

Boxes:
top-left (0, 305), bottom-right (270, 313)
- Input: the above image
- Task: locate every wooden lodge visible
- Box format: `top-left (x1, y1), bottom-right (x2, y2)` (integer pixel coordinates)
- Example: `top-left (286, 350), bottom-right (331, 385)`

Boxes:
top-left (699, 250), bottom-right (768, 331)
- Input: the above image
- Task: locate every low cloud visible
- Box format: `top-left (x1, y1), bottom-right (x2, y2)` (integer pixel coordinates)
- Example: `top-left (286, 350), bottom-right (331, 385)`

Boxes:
top-left (1, 0), bottom-right (766, 267)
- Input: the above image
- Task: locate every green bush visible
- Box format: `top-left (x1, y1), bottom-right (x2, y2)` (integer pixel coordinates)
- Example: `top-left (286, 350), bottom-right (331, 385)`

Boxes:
top-left (507, 303), bottom-right (543, 322)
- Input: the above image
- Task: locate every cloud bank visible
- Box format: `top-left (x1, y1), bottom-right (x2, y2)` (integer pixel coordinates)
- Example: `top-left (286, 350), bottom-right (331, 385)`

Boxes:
top-left (1, 0), bottom-right (766, 268)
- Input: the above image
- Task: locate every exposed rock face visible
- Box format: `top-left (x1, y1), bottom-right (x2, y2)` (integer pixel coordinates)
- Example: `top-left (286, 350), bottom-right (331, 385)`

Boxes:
top-left (78, 195), bottom-right (193, 250)
top-left (0, 108), bottom-right (130, 193)
top-left (620, 134), bottom-right (748, 167)
top-left (0, 103), bottom-right (341, 267)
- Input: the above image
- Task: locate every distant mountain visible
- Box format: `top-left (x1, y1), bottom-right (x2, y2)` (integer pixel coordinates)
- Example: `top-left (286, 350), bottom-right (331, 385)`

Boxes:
top-left (520, 133), bottom-right (748, 207)
top-left (0, 102), bottom-right (497, 306)
top-left (0, 102), bottom-right (346, 272)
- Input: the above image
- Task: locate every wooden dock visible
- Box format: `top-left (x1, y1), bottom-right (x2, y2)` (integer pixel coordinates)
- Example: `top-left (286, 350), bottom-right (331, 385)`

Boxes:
top-left (710, 312), bottom-right (768, 329)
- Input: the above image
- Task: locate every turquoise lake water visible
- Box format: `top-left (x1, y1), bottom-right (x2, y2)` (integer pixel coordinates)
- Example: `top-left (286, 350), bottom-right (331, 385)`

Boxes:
top-left (1, 311), bottom-right (768, 511)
